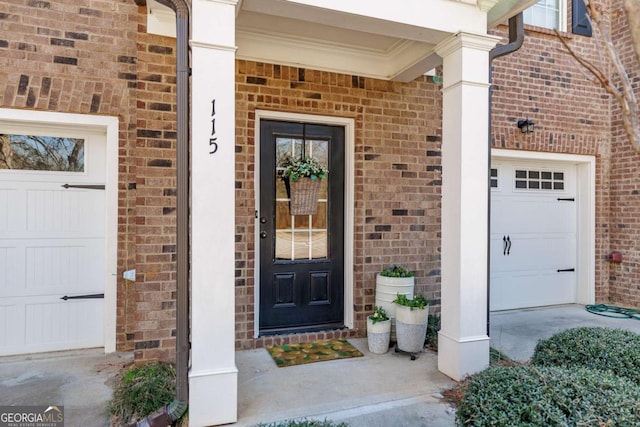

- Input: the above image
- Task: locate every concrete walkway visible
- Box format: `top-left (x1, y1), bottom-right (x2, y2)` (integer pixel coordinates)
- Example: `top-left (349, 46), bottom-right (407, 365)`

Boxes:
top-left (490, 304), bottom-right (640, 362)
top-left (3, 304), bottom-right (640, 426)
top-left (0, 349), bottom-right (132, 426)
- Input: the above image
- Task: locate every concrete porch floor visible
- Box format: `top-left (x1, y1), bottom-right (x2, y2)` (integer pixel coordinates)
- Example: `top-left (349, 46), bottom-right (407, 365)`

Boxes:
top-left (237, 304), bottom-right (640, 426)
top-left (3, 304), bottom-right (640, 426)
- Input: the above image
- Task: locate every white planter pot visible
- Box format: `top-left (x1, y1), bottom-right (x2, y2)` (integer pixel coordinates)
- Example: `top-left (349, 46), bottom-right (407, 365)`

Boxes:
top-left (375, 274), bottom-right (414, 319)
top-left (395, 304), bottom-right (429, 353)
top-left (367, 317), bottom-right (391, 354)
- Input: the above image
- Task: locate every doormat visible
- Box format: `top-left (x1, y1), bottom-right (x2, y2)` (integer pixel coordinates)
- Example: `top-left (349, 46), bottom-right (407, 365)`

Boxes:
top-left (266, 339), bottom-right (363, 367)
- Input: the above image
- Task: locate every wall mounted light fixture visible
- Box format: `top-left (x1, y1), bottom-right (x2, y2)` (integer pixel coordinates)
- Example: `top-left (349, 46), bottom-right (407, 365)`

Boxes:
top-left (517, 119), bottom-right (535, 133)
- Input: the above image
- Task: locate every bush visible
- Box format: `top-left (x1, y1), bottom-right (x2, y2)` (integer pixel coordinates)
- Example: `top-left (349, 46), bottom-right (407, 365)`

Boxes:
top-left (531, 326), bottom-right (640, 384)
top-left (456, 365), bottom-right (640, 426)
top-left (425, 314), bottom-right (440, 350)
top-left (108, 362), bottom-right (176, 425)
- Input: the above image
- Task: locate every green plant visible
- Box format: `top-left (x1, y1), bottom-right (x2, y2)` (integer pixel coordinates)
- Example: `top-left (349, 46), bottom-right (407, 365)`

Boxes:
top-left (369, 305), bottom-right (389, 324)
top-left (379, 264), bottom-right (414, 277)
top-left (108, 361), bottom-right (177, 425)
top-left (279, 156), bottom-right (328, 182)
top-left (531, 326), bottom-right (640, 384)
top-left (456, 365), bottom-right (640, 426)
top-left (393, 293), bottom-right (429, 310)
top-left (258, 419), bottom-right (348, 427)
top-left (425, 314), bottom-right (440, 350)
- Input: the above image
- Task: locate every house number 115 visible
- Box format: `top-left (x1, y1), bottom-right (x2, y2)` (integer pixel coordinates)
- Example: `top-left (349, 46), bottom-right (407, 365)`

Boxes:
top-left (209, 99), bottom-right (218, 154)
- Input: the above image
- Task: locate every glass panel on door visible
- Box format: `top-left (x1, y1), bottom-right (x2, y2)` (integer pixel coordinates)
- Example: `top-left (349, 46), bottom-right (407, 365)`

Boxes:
top-left (274, 136), bottom-right (328, 260)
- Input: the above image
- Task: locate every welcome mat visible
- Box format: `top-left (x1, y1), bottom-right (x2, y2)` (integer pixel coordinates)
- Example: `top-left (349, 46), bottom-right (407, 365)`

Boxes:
top-left (266, 339), bottom-right (364, 367)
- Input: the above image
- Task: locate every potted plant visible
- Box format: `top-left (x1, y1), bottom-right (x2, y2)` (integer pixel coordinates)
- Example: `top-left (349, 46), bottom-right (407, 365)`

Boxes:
top-left (375, 264), bottom-right (415, 319)
top-left (393, 293), bottom-right (430, 358)
top-left (367, 306), bottom-right (391, 354)
top-left (279, 155), bottom-right (329, 215)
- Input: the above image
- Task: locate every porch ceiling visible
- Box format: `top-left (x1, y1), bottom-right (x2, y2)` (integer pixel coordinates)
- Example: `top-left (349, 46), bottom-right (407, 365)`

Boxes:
top-left (235, 0), bottom-right (539, 82)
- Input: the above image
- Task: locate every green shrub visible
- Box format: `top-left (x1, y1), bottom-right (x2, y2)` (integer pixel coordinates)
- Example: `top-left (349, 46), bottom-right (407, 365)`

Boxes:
top-left (531, 326), bottom-right (640, 384)
top-left (108, 362), bottom-right (176, 425)
top-left (258, 419), bottom-right (348, 427)
top-left (425, 314), bottom-right (440, 350)
top-left (456, 365), bottom-right (640, 426)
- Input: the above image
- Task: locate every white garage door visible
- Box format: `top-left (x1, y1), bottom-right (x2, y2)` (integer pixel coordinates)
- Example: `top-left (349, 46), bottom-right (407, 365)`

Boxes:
top-left (0, 127), bottom-right (106, 356)
top-left (490, 159), bottom-right (577, 311)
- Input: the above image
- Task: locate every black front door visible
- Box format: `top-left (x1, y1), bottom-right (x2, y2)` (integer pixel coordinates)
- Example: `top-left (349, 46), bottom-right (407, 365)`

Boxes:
top-left (259, 120), bottom-right (345, 334)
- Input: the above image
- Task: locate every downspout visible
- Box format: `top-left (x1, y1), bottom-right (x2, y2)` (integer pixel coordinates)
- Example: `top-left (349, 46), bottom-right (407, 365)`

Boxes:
top-left (155, 0), bottom-right (191, 404)
top-left (487, 13), bottom-right (524, 336)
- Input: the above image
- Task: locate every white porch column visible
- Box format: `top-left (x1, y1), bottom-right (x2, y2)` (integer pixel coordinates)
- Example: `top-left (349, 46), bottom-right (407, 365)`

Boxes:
top-left (189, 0), bottom-right (238, 425)
top-left (435, 32), bottom-right (499, 381)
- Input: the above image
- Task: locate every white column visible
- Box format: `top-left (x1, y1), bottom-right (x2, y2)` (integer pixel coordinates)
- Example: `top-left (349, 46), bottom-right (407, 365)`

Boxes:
top-left (189, 1), bottom-right (238, 425)
top-left (435, 32), bottom-right (499, 381)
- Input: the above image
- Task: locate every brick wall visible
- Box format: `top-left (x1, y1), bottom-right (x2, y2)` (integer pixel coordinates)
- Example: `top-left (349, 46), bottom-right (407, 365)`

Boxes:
top-left (0, 0), bottom-right (140, 352)
top-left (608, 0), bottom-right (640, 306)
top-left (235, 61), bottom-right (443, 349)
top-left (490, 12), bottom-right (612, 302)
top-left (132, 8), bottom-right (178, 361)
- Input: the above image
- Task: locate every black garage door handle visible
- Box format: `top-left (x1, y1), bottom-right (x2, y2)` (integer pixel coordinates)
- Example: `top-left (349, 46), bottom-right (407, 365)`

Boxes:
top-left (557, 268), bottom-right (575, 273)
top-left (60, 293), bottom-right (104, 300)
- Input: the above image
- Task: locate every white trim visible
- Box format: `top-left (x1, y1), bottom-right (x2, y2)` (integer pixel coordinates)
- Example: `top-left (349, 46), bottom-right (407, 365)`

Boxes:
top-left (491, 148), bottom-right (596, 307)
top-left (0, 108), bottom-right (118, 353)
top-left (253, 110), bottom-right (355, 337)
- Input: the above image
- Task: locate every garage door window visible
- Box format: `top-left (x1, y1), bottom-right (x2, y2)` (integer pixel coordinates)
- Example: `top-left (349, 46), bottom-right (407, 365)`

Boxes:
top-left (0, 134), bottom-right (85, 172)
top-left (515, 169), bottom-right (564, 190)
top-left (490, 168), bottom-right (498, 188)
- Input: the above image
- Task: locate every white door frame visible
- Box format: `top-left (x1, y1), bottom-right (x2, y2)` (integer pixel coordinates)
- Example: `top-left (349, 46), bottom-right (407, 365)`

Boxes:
top-left (254, 110), bottom-right (355, 336)
top-left (0, 108), bottom-right (119, 353)
top-left (491, 148), bottom-right (595, 306)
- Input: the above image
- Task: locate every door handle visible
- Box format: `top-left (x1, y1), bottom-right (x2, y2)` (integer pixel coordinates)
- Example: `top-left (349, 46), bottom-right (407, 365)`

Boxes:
top-left (260, 231), bottom-right (267, 239)
top-left (503, 236), bottom-right (507, 255)
top-left (506, 236), bottom-right (511, 255)
top-left (557, 268), bottom-right (575, 273)
top-left (60, 293), bottom-right (104, 300)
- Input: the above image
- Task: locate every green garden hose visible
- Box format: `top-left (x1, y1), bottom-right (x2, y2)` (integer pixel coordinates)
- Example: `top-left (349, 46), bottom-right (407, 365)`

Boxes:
top-left (585, 304), bottom-right (640, 320)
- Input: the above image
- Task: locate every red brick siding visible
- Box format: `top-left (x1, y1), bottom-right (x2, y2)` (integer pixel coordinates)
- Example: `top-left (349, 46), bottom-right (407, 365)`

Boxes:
top-left (608, 0), bottom-right (640, 306)
top-left (132, 9), bottom-right (178, 361)
top-left (234, 61), bottom-right (443, 350)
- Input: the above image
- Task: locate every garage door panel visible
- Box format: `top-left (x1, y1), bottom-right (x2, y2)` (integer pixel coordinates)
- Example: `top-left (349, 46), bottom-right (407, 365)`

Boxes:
top-left (24, 299), bottom-right (104, 349)
top-left (0, 246), bottom-right (22, 290)
top-left (491, 234), bottom-right (576, 271)
top-left (0, 240), bottom-right (102, 297)
top-left (0, 188), bottom-right (19, 233)
top-left (492, 198), bottom-right (576, 234)
top-left (491, 271), bottom-right (575, 311)
top-left (26, 187), bottom-right (105, 236)
top-left (0, 304), bottom-right (23, 349)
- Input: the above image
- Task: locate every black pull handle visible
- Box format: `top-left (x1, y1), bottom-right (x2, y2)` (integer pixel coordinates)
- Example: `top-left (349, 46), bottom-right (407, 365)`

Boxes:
top-left (506, 236), bottom-right (512, 255)
top-left (61, 293), bottom-right (104, 300)
top-left (557, 268), bottom-right (575, 273)
top-left (260, 231), bottom-right (267, 239)
top-left (503, 236), bottom-right (507, 255)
